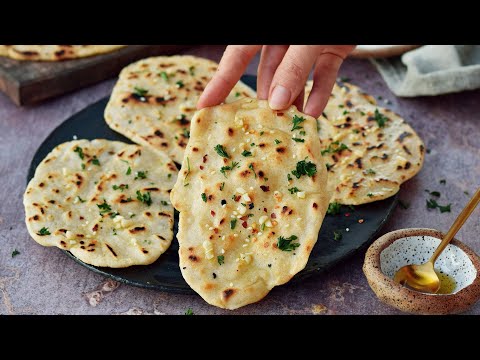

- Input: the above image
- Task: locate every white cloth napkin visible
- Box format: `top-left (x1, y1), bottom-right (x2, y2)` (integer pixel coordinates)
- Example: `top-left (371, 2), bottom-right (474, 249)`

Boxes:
top-left (370, 45), bottom-right (480, 96)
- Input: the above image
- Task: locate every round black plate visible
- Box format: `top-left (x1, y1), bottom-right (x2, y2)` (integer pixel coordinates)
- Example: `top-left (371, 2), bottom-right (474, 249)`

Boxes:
top-left (27, 75), bottom-right (397, 294)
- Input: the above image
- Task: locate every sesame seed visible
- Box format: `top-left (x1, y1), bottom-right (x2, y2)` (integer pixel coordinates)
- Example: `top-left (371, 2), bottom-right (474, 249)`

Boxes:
top-left (230, 283), bottom-right (233, 287)
top-left (269, 130), bottom-right (274, 134)
top-left (346, 228), bottom-right (350, 232)
top-left (209, 227), bottom-right (214, 230)
top-left (222, 236), bottom-right (225, 241)
top-left (297, 217), bottom-right (302, 221)
top-left (221, 248), bottom-right (225, 254)
top-left (249, 187), bottom-right (253, 190)
top-left (293, 155), bottom-right (297, 159)
top-left (247, 227), bottom-right (252, 230)
top-left (261, 157), bottom-right (266, 161)
top-left (233, 234), bottom-right (238, 237)
top-left (285, 224), bottom-right (290, 228)
top-left (258, 232), bottom-right (263, 236)
top-left (242, 244), bottom-right (248, 247)
top-left (210, 171), bottom-right (216, 175)
top-left (72, 135), bottom-right (78, 140)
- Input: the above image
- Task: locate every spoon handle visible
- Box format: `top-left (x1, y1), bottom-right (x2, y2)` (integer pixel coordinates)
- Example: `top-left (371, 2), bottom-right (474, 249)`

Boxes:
top-left (430, 187), bottom-right (480, 263)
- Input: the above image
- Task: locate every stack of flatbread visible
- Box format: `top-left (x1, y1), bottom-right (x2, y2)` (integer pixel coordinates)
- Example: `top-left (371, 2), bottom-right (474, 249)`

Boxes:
top-left (24, 54), bottom-right (425, 309)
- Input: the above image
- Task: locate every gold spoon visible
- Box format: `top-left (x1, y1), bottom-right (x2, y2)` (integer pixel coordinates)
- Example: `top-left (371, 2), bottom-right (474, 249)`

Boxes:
top-left (394, 187), bottom-right (480, 293)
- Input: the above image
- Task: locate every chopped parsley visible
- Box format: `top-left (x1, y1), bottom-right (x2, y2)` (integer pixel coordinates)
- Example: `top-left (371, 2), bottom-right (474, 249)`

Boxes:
top-left (374, 108), bottom-right (388, 128)
top-left (214, 144), bottom-right (230, 158)
top-left (76, 196), bottom-right (86, 203)
top-left (110, 212), bottom-right (120, 219)
top-left (185, 308), bottom-right (194, 315)
top-left (326, 163), bottom-right (333, 171)
top-left (321, 141), bottom-right (350, 156)
top-left (367, 193), bottom-right (374, 197)
top-left (352, 129), bottom-right (360, 134)
top-left (333, 230), bottom-right (342, 241)
top-left (299, 130), bottom-right (306, 136)
top-left (189, 66), bottom-right (195, 76)
top-left (343, 110), bottom-right (349, 115)
top-left (73, 146), bottom-right (84, 160)
top-left (184, 157), bottom-right (191, 186)
top-left (291, 158), bottom-right (317, 178)
top-left (292, 137), bottom-right (305, 143)
top-left (287, 173), bottom-right (292, 182)
top-left (134, 171), bottom-right (148, 180)
top-left (327, 202), bottom-right (342, 215)
top-left (274, 139), bottom-right (281, 145)
top-left (260, 131), bottom-right (264, 136)
top-left (201, 193), bottom-right (207, 202)
top-left (136, 191), bottom-right (152, 206)
top-left (91, 156), bottom-right (100, 166)
top-left (364, 168), bottom-right (376, 175)
top-left (126, 167), bottom-right (132, 175)
top-left (230, 218), bottom-right (237, 230)
top-left (241, 150), bottom-right (252, 157)
top-left (235, 92), bottom-right (241, 97)
top-left (112, 184), bottom-right (128, 191)
top-left (176, 80), bottom-right (184, 88)
top-left (464, 191), bottom-right (470, 196)
top-left (220, 161), bottom-right (240, 177)
top-left (220, 182), bottom-right (225, 191)
top-left (291, 115), bottom-right (306, 131)
top-left (425, 190), bottom-right (440, 197)
top-left (288, 187), bottom-right (301, 194)
top-left (97, 200), bottom-right (112, 215)
top-left (217, 255), bottom-right (225, 265)
top-left (161, 200), bottom-right (168, 206)
top-left (81, 163), bottom-right (86, 170)
top-left (37, 227), bottom-right (51, 236)
top-left (133, 86), bottom-right (148, 97)
top-left (248, 163), bottom-right (256, 178)
top-left (426, 199), bottom-right (451, 213)
top-left (182, 129), bottom-right (190, 138)
top-left (11, 249), bottom-right (20, 258)
top-left (398, 200), bottom-right (409, 209)
top-left (160, 71), bottom-right (169, 82)
top-left (440, 179), bottom-right (446, 185)
top-left (339, 76), bottom-right (351, 82)
top-left (277, 235), bottom-right (300, 251)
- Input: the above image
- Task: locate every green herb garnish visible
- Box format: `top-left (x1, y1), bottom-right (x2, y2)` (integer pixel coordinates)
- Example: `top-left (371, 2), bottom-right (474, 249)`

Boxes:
top-left (201, 193), bottom-right (207, 202)
top-left (374, 108), bottom-right (388, 128)
top-left (220, 182), bottom-right (225, 191)
top-left (426, 199), bottom-right (451, 213)
top-left (277, 235), bottom-right (300, 251)
top-left (327, 202), bottom-right (342, 215)
top-left (73, 146), bottom-right (84, 160)
top-left (326, 163), bottom-right (333, 171)
top-left (12, 249), bottom-right (20, 258)
top-left (112, 184), bottom-right (129, 191)
top-left (333, 230), bottom-right (342, 241)
top-left (110, 212), bottom-right (120, 219)
top-left (185, 308), bottom-right (194, 315)
top-left (182, 129), bottom-right (190, 138)
top-left (133, 86), bottom-right (148, 97)
top-left (288, 187), bottom-right (301, 194)
top-left (274, 139), bottom-right (281, 145)
top-left (235, 92), bottom-right (240, 97)
top-left (321, 141), bottom-right (350, 156)
top-left (217, 255), bottom-right (225, 265)
top-left (291, 115), bottom-right (306, 131)
top-left (176, 80), bottom-right (184, 88)
top-left (248, 163), bottom-right (256, 178)
top-left (91, 156), bottom-right (100, 166)
top-left (220, 161), bottom-right (240, 178)
top-left (184, 157), bottom-right (191, 186)
top-left (214, 144), bottom-right (230, 158)
top-left (97, 200), bottom-right (112, 215)
top-left (230, 219), bottom-right (237, 230)
top-left (292, 138), bottom-right (305, 143)
top-left (241, 150), bottom-right (252, 157)
top-left (440, 179), bottom-right (446, 185)
top-left (161, 200), bottom-right (168, 206)
top-left (364, 168), bottom-right (376, 175)
top-left (367, 193), bottom-right (374, 197)
top-left (136, 191), bottom-right (152, 206)
top-left (76, 196), bottom-right (86, 203)
top-left (134, 171), bottom-right (148, 180)
top-left (291, 158), bottom-right (317, 178)
top-left (189, 66), bottom-right (195, 76)
top-left (37, 227), bottom-right (51, 236)
top-left (160, 71), bottom-right (169, 82)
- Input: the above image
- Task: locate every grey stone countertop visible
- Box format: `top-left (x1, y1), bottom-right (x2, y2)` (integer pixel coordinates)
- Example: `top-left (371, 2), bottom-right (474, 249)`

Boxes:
top-left (0, 45), bottom-right (479, 315)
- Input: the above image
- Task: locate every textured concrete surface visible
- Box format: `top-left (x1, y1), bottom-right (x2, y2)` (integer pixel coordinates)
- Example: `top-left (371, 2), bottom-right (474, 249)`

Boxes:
top-left (0, 45), bottom-right (479, 315)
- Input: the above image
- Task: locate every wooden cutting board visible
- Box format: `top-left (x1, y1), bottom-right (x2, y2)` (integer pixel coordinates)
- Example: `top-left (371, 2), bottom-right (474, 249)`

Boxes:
top-left (0, 45), bottom-right (191, 106)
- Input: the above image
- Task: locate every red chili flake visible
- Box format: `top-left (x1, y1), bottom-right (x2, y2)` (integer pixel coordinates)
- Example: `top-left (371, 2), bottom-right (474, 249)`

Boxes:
top-left (358, 219), bottom-right (364, 224)
top-left (240, 216), bottom-right (248, 221)
top-left (234, 195), bottom-right (241, 202)
top-left (211, 210), bottom-right (216, 217)
top-left (260, 185), bottom-right (270, 192)
top-left (92, 224), bottom-right (98, 232)
top-left (264, 207), bottom-right (268, 213)
top-left (271, 213), bottom-right (277, 219)
top-left (345, 213), bottom-right (350, 217)
top-left (199, 165), bottom-right (204, 170)
top-left (242, 221), bottom-right (248, 228)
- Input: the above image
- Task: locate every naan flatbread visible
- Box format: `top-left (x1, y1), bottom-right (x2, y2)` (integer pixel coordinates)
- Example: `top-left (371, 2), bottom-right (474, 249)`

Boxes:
top-left (306, 80), bottom-right (424, 204)
top-left (104, 55), bottom-right (256, 163)
top-left (0, 45), bottom-right (125, 61)
top-left (24, 139), bottom-right (178, 268)
top-left (170, 98), bottom-right (330, 309)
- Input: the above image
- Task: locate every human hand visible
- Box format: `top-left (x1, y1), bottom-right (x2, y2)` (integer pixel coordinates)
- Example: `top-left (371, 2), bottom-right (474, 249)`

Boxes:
top-left (197, 45), bottom-right (355, 118)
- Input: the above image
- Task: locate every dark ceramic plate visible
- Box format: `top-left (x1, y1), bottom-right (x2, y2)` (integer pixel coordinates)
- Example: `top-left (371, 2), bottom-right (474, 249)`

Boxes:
top-left (27, 75), bottom-right (397, 294)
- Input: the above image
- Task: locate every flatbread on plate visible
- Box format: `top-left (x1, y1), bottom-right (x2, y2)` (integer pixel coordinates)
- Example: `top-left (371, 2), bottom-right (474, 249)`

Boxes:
top-left (0, 45), bottom-right (125, 61)
top-left (170, 98), bottom-right (330, 309)
top-left (105, 55), bottom-right (256, 163)
top-left (24, 139), bottom-right (178, 268)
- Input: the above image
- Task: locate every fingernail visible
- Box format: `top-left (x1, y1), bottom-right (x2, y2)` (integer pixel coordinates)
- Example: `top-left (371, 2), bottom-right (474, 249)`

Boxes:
top-left (269, 85), bottom-right (291, 110)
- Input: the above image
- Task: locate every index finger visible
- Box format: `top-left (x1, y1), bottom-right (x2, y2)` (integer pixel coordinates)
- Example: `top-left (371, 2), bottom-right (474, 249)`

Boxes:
top-left (197, 45), bottom-right (261, 109)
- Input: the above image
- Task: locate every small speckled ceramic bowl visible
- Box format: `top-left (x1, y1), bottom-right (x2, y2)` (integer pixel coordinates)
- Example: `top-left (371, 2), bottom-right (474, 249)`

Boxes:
top-left (363, 228), bottom-right (480, 314)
